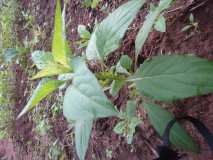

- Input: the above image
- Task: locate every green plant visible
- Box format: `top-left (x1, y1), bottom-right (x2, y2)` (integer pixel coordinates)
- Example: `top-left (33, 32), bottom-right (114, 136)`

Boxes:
top-left (83, 0), bottom-right (102, 9)
top-left (76, 25), bottom-right (91, 48)
top-left (181, 13), bottom-right (198, 32)
top-left (135, 0), bottom-right (173, 68)
top-left (113, 101), bottom-right (141, 144)
top-left (16, 0), bottom-right (71, 118)
top-left (18, 0), bottom-right (213, 160)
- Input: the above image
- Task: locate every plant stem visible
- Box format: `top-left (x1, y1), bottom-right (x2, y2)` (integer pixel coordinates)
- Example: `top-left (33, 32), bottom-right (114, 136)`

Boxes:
top-left (96, 72), bottom-right (125, 81)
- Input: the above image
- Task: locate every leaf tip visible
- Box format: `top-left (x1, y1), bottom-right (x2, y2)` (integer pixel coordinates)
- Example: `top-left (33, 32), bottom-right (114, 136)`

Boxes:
top-left (17, 109), bottom-right (25, 119)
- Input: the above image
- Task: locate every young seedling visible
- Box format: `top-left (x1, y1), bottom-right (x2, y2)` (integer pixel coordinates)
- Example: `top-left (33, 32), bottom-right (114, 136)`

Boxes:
top-left (113, 101), bottom-right (141, 144)
top-left (181, 13), bottom-right (198, 32)
top-left (135, 0), bottom-right (173, 69)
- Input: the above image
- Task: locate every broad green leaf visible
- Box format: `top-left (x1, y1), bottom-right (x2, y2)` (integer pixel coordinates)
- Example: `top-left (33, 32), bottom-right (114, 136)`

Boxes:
top-left (63, 57), bottom-right (118, 121)
top-left (31, 63), bottom-right (71, 80)
top-left (86, 0), bottom-right (145, 60)
top-left (52, 0), bottom-right (68, 67)
top-left (135, 0), bottom-right (173, 55)
top-left (126, 100), bottom-right (137, 118)
top-left (78, 25), bottom-right (91, 40)
top-left (18, 79), bottom-right (64, 118)
top-left (31, 50), bottom-right (54, 69)
top-left (110, 80), bottom-right (125, 96)
top-left (129, 55), bottom-right (213, 101)
top-left (154, 15), bottom-right (166, 32)
top-left (75, 119), bottom-right (93, 160)
top-left (143, 102), bottom-right (199, 152)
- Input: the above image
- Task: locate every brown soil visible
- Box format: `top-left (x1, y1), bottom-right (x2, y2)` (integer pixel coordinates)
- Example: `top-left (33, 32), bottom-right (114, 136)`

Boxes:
top-left (4, 0), bottom-right (213, 159)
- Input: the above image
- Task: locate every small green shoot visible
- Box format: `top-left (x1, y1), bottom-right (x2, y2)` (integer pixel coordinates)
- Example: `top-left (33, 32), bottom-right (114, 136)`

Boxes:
top-left (114, 101), bottom-right (141, 144)
top-left (110, 55), bottom-right (132, 96)
top-left (135, 0), bottom-right (173, 56)
top-left (76, 25), bottom-right (91, 48)
top-left (181, 13), bottom-right (198, 32)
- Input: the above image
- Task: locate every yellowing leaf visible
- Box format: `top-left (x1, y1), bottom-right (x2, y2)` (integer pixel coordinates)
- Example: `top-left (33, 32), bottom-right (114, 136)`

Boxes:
top-left (31, 63), bottom-right (71, 80)
top-left (52, 0), bottom-right (68, 67)
top-left (18, 79), bottom-right (64, 118)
